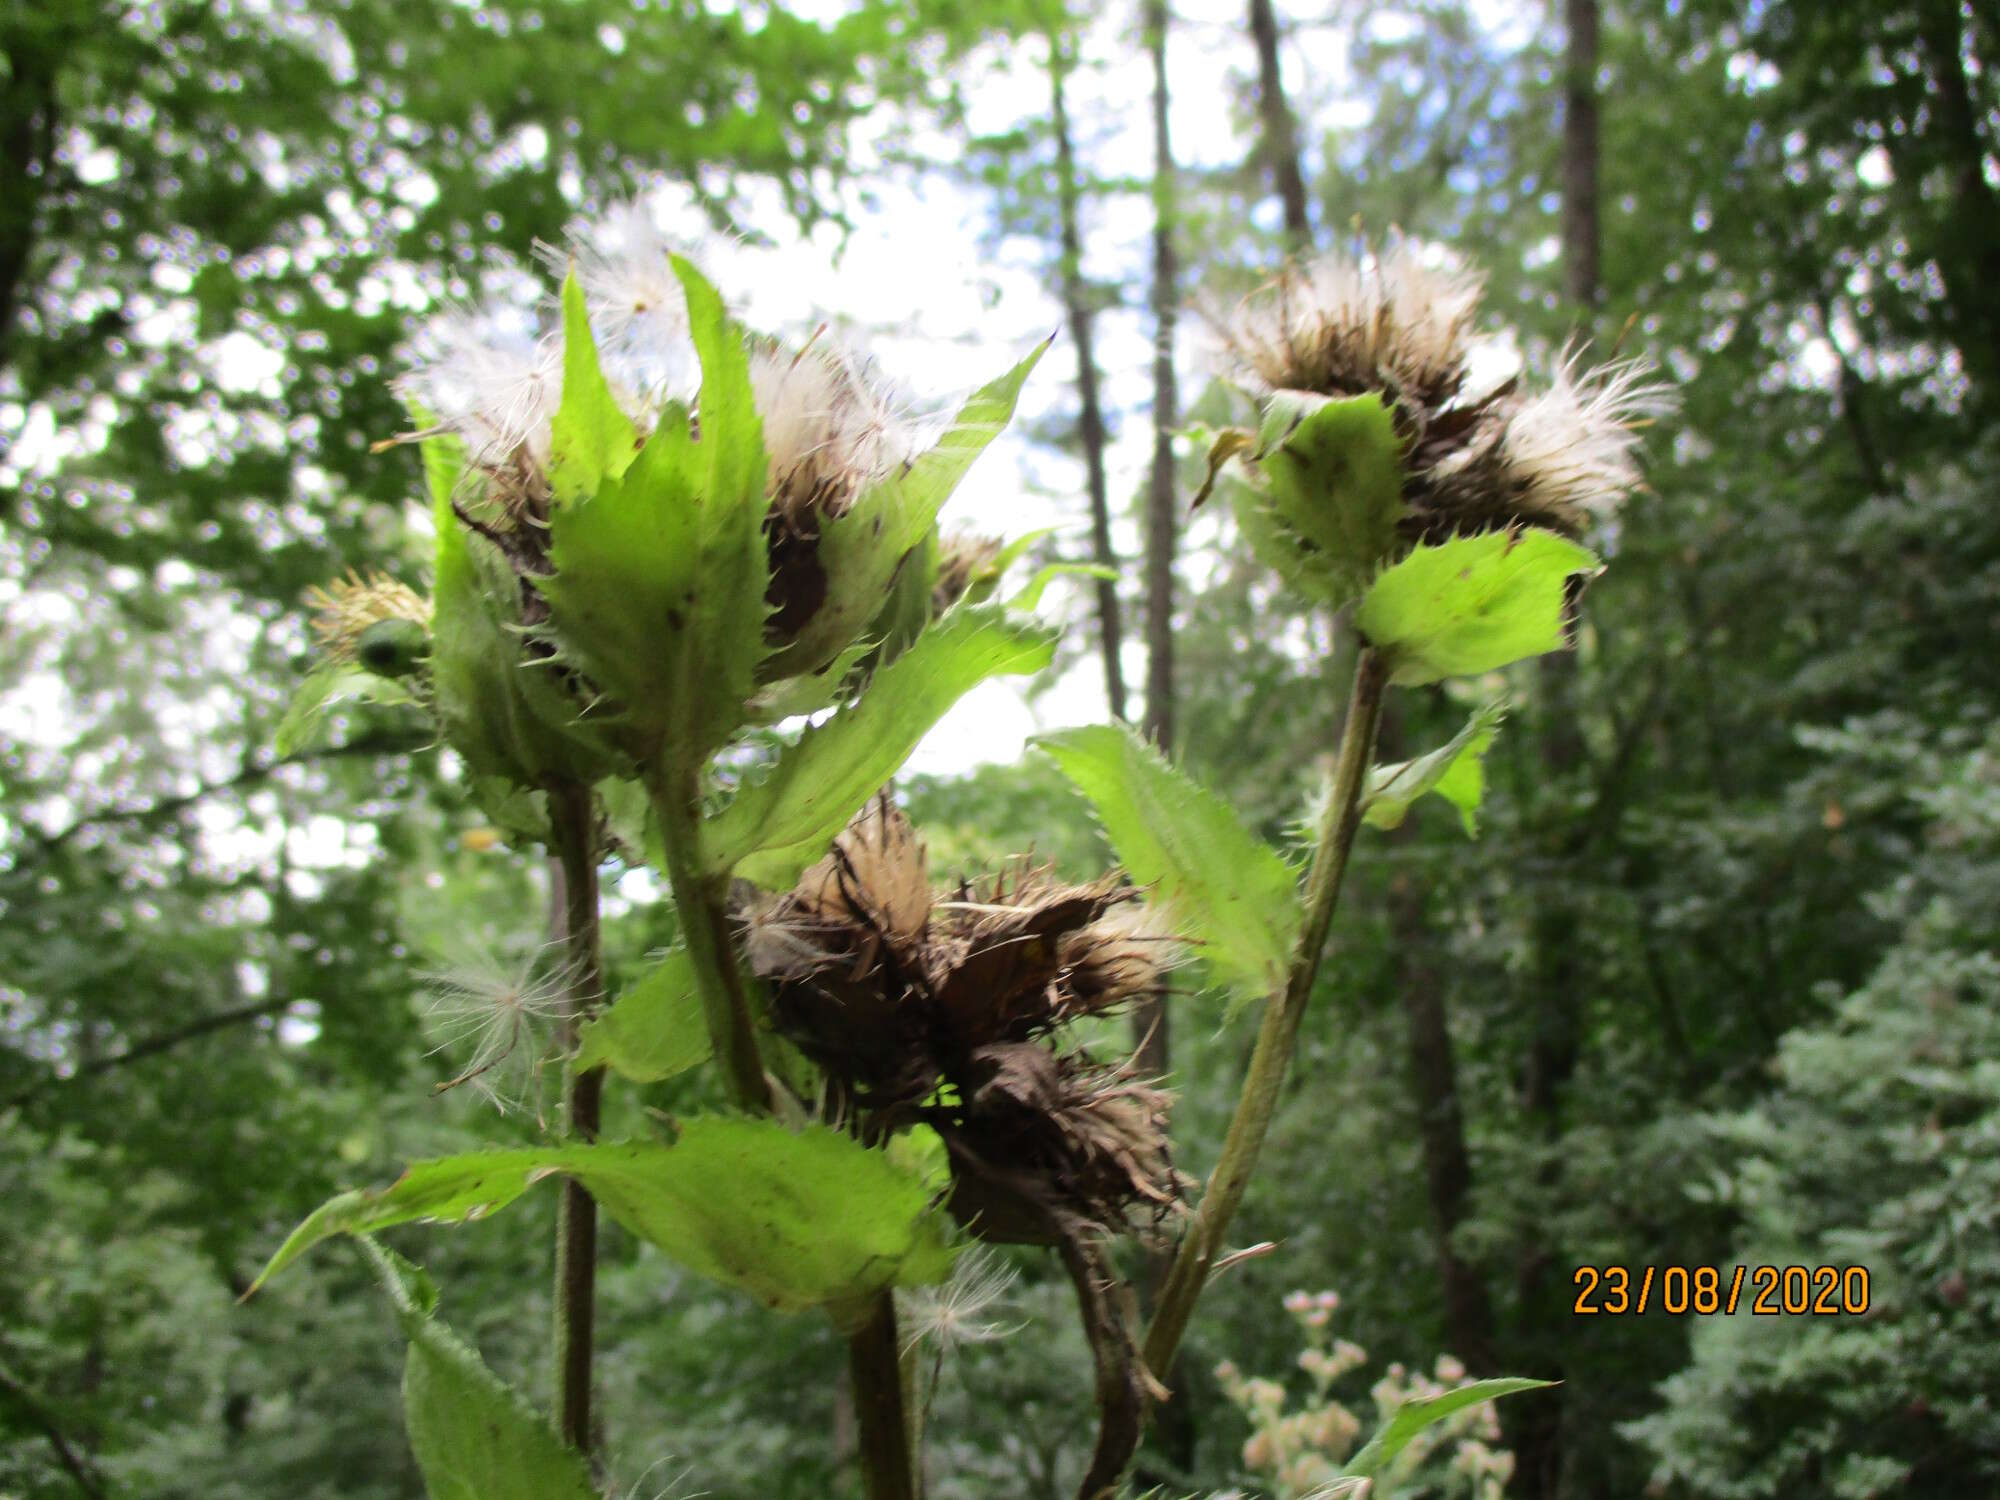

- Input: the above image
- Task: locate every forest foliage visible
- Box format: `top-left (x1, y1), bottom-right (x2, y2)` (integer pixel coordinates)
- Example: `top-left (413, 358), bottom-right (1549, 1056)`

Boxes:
top-left (4, 0), bottom-right (1998, 1497)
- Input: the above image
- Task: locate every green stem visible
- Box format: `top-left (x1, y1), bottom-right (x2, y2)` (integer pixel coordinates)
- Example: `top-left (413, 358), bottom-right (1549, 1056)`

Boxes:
top-left (648, 771), bottom-right (916, 1493)
top-left (1141, 646), bottom-right (1388, 1382)
top-left (649, 771), bottom-right (771, 1112)
top-left (847, 1292), bottom-right (919, 1500)
top-left (547, 780), bottom-right (606, 1457)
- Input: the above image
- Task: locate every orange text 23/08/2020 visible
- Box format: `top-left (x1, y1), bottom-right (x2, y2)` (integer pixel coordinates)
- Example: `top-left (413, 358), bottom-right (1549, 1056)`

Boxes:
top-left (1571, 1265), bottom-right (1871, 1316)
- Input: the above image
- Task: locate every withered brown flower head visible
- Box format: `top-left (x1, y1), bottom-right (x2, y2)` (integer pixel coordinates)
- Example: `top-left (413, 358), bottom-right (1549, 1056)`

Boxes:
top-left (743, 796), bottom-right (1187, 1245)
top-left (1217, 239), bottom-right (1671, 543)
top-left (932, 531), bottom-right (1004, 616)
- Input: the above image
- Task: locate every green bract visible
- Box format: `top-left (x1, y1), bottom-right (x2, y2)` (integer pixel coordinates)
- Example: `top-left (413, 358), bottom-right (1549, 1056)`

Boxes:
top-left (1363, 699), bottom-right (1507, 835)
top-left (1208, 389), bottom-right (1408, 611)
top-left (535, 262), bottom-right (771, 776)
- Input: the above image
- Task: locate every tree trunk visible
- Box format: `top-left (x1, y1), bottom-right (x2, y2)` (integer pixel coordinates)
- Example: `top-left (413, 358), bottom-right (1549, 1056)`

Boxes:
top-left (1391, 863), bottom-right (1497, 1375)
top-left (1049, 34), bottom-right (1128, 724)
top-left (1133, 5), bottom-right (1190, 1482)
top-left (1133, 0), bottom-right (1179, 1085)
top-left (1507, 2), bottom-right (1602, 1491)
top-left (1247, 0), bottom-right (1312, 251)
top-left (0, 36), bottom-right (57, 375)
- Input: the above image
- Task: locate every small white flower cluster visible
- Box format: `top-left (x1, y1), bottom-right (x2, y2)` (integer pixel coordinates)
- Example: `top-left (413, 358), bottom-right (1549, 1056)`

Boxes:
top-left (397, 195), bottom-right (916, 526)
top-left (1220, 238), bottom-right (1672, 541)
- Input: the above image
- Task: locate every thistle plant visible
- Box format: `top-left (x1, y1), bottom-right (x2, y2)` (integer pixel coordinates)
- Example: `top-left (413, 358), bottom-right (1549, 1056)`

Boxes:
top-left (254, 221), bottom-right (1665, 1500)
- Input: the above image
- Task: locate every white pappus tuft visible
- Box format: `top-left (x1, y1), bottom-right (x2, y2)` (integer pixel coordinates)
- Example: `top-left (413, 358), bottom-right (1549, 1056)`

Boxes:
top-left (899, 1247), bottom-right (1023, 1359)
top-left (398, 310), bottom-right (565, 479)
top-left (417, 940), bottom-right (580, 1114)
top-left (556, 196), bottom-right (704, 400)
top-left (1492, 350), bottom-right (1674, 529)
top-left (1220, 238), bottom-right (1486, 404)
top-left (751, 335), bottom-right (919, 524)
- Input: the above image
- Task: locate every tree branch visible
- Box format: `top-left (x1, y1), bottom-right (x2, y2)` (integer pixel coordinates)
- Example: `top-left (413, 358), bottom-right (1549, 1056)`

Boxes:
top-left (0, 1358), bottom-right (109, 1500)
top-left (16, 731), bottom-right (433, 865)
top-left (5, 994), bottom-right (296, 1107)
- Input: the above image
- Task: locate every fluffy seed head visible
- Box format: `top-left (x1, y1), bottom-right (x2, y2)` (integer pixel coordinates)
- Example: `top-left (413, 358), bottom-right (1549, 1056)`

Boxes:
top-left (398, 311), bottom-right (566, 495)
top-left (1220, 239), bottom-right (1485, 407)
top-left (751, 337), bottom-right (916, 526)
top-left (557, 197), bottom-right (701, 398)
top-left (1491, 353), bottom-right (1671, 530)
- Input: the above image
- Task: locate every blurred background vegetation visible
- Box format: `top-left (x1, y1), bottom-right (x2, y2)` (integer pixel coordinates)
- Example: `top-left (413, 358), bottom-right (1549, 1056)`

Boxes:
top-left (4, 0), bottom-right (1998, 1496)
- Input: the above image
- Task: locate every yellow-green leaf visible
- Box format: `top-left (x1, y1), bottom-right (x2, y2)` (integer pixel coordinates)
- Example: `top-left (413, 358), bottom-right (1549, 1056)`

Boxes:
top-left (1357, 529), bottom-right (1601, 685)
top-left (574, 949), bottom-right (711, 1083)
top-left (707, 604), bottom-right (1057, 885)
top-left (1363, 700), bottom-right (1507, 836)
top-left (1036, 722), bottom-right (1300, 1003)
top-left (254, 1120), bottom-right (958, 1313)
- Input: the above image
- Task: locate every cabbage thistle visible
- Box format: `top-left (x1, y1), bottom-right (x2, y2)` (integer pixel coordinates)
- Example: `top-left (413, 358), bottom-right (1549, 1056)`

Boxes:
top-left (1202, 237), bottom-right (1670, 610)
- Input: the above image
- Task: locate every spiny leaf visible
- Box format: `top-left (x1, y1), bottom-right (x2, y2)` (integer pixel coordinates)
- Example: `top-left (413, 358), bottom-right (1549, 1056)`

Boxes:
top-left (547, 267), bottom-right (638, 506)
top-left (1363, 700), bottom-right (1508, 836)
top-left (574, 948), bottom-right (711, 1082)
top-left (1357, 529), bottom-right (1602, 685)
top-left (1342, 1377), bottom-right (1557, 1479)
top-left (537, 259), bottom-right (771, 771)
top-left (358, 1239), bottom-right (596, 1500)
top-left (1036, 722), bottom-right (1301, 1003)
top-left (255, 1120), bottom-right (959, 1313)
top-left (764, 340), bottom-right (1050, 681)
top-left (707, 603), bottom-right (1057, 886)
top-left (274, 663), bottom-right (416, 757)
top-left (421, 423), bottom-right (621, 793)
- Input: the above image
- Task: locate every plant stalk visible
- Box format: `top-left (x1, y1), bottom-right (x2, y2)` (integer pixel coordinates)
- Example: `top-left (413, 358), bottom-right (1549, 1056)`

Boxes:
top-left (547, 779), bottom-right (606, 1456)
top-left (1141, 646), bottom-right (1389, 1382)
top-left (649, 773), bottom-right (917, 1495)
top-left (847, 1292), bottom-right (919, 1500)
top-left (649, 771), bottom-right (771, 1112)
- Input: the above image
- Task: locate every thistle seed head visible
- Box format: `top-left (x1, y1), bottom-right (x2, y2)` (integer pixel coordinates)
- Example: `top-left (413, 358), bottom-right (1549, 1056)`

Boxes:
top-left (1219, 239), bottom-right (1484, 408)
top-left (398, 312), bottom-right (567, 511)
top-left (751, 337), bottom-right (916, 528)
top-left (305, 570), bottom-right (431, 666)
top-left (932, 531), bottom-right (1005, 615)
top-left (557, 197), bottom-right (702, 397)
top-left (744, 798), bottom-right (1189, 1244)
top-left (1218, 237), bottom-right (1673, 547)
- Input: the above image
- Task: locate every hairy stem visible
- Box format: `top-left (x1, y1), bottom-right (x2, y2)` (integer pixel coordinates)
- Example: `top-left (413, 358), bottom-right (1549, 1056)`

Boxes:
top-left (650, 773), bottom-right (917, 1491)
top-left (1142, 647), bottom-right (1388, 1381)
top-left (547, 780), bottom-right (606, 1456)
top-left (1062, 1235), bottom-right (1148, 1500)
top-left (649, 771), bottom-right (771, 1112)
top-left (846, 1293), bottom-right (919, 1500)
